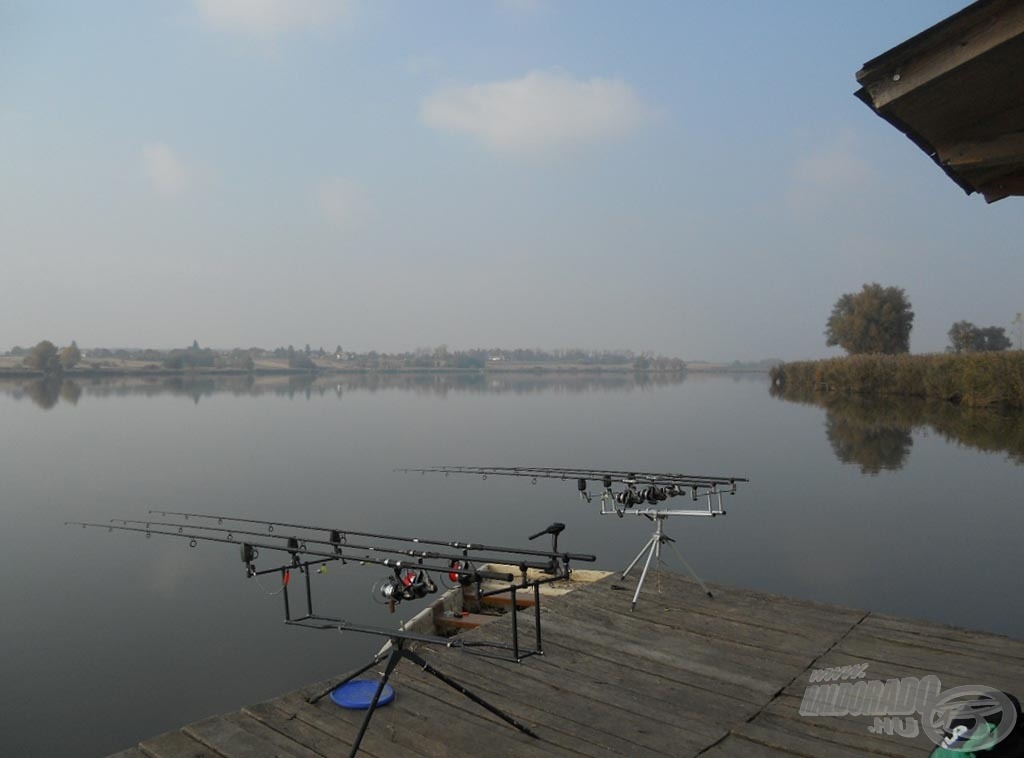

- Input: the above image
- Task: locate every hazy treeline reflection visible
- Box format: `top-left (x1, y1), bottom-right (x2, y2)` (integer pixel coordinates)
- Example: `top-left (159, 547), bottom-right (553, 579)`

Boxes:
top-left (771, 385), bottom-right (1024, 471)
top-left (0, 371), bottom-right (689, 409)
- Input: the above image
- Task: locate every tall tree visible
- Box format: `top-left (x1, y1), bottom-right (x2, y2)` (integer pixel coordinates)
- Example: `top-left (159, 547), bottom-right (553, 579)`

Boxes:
top-left (947, 322), bottom-right (1011, 353)
top-left (974, 326), bottom-right (1011, 352)
top-left (825, 283), bottom-right (914, 354)
top-left (948, 321), bottom-right (977, 354)
top-left (59, 340), bottom-right (81, 369)
top-left (23, 340), bottom-right (62, 373)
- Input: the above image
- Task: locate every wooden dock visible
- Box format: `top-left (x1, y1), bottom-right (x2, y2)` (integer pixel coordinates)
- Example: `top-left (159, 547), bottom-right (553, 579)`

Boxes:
top-left (110, 571), bottom-right (1024, 757)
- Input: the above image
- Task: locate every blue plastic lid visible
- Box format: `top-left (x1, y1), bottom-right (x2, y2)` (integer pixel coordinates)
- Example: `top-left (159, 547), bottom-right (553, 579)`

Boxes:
top-left (330, 679), bottom-right (396, 709)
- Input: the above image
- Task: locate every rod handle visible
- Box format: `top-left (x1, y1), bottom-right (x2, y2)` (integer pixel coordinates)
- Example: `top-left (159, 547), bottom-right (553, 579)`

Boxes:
top-left (477, 569), bottom-right (515, 582)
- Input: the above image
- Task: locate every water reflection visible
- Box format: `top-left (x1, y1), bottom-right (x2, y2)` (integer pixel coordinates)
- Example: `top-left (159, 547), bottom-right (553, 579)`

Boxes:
top-left (0, 371), bottom-right (689, 409)
top-left (771, 386), bottom-right (1024, 470)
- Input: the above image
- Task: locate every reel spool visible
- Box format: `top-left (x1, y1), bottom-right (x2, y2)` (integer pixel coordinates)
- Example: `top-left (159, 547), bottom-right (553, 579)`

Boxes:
top-left (372, 569), bottom-right (439, 610)
top-left (371, 575), bottom-right (402, 612)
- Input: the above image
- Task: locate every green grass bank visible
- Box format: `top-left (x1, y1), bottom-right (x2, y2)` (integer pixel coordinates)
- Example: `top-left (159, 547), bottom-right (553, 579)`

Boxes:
top-left (769, 352), bottom-right (1024, 409)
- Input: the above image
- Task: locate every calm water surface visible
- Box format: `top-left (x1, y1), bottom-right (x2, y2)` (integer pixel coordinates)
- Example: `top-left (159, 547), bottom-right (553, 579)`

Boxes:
top-left (2, 372), bottom-right (1022, 756)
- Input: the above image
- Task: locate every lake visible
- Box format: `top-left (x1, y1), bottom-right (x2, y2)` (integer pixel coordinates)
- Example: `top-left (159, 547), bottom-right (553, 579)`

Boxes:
top-left (2, 371), bottom-right (1022, 756)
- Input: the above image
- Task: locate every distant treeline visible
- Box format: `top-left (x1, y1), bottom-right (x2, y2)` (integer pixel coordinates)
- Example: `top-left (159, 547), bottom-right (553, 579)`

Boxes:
top-left (4, 342), bottom-right (687, 373)
top-left (770, 352), bottom-right (1024, 409)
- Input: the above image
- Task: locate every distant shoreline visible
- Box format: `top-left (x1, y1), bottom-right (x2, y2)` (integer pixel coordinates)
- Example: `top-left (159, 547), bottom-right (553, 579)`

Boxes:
top-left (0, 364), bottom-right (698, 380)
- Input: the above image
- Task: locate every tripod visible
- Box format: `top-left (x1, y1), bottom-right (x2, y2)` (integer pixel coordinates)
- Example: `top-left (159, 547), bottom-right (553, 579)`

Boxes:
top-left (310, 635), bottom-right (537, 757)
top-left (621, 515), bottom-right (714, 610)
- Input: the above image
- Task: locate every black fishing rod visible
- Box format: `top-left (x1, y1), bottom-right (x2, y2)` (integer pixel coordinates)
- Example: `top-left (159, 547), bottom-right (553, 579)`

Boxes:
top-left (70, 505), bottom-right (597, 756)
top-left (66, 521), bottom-right (513, 582)
top-left (113, 518), bottom-right (563, 572)
top-left (407, 464), bottom-right (750, 611)
top-left (401, 465), bottom-right (746, 488)
top-left (145, 509), bottom-right (595, 563)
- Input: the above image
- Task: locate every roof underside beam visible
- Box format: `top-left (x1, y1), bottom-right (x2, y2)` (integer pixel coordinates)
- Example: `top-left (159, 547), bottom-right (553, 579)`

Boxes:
top-left (855, 0), bottom-right (1024, 203)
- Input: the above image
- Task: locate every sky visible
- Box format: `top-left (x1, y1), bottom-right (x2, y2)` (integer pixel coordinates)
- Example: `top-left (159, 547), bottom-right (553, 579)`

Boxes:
top-left (2, 0), bottom-right (1020, 361)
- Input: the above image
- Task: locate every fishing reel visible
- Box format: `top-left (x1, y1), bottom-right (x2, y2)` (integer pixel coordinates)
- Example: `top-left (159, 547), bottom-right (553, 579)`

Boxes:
top-left (372, 567), bottom-right (438, 611)
top-left (612, 485), bottom-right (687, 508)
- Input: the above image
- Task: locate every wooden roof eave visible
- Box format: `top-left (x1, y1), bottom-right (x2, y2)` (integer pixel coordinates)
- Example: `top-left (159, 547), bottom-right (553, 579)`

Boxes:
top-left (854, 0), bottom-right (1024, 203)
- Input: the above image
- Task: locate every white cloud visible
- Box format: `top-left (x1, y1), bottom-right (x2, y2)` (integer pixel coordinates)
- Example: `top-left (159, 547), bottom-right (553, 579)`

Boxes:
top-left (195, 0), bottom-right (349, 37)
top-left (789, 133), bottom-right (874, 214)
top-left (420, 70), bottom-right (653, 151)
top-left (141, 143), bottom-right (190, 195)
top-left (316, 178), bottom-right (371, 231)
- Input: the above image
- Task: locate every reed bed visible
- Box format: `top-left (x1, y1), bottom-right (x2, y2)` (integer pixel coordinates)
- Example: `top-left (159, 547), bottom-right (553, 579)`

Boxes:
top-left (769, 352), bottom-right (1024, 409)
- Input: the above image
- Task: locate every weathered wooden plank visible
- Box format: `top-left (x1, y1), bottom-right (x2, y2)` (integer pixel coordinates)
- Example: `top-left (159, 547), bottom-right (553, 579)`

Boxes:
top-left (275, 690), bottom-right (430, 758)
top-left (610, 573), bottom-right (863, 635)
top-left (553, 587), bottom-right (830, 665)
top-left (243, 701), bottom-right (342, 757)
top-left (437, 631), bottom-right (755, 732)
top-left (138, 729), bottom-right (217, 758)
top-left (434, 611), bottom-right (497, 632)
top-left (699, 735), bottom-right (803, 757)
top-left (388, 667), bottom-right (584, 758)
top-left (782, 648), bottom-right (1024, 703)
top-left (107, 748), bottom-right (147, 758)
top-left (836, 630), bottom-right (1024, 692)
top-left (183, 714), bottom-right (319, 758)
top-left (532, 604), bottom-right (804, 696)
top-left (749, 708), bottom-right (933, 758)
top-left (857, 0), bottom-right (1024, 109)
top-left (475, 615), bottom-right (770, 706)
top-left (380, 669), bottom-right (556, 757)
top-left (862, 613), bottom-right (1024, 662)
top-left (732, 721), bottom-right (874, 758)
top-left (469, 609), bottom-right (774, 705)
top-left (393, 658), bottom-right (669, 757)
top-left (587, 594), bottom-right (841, 660)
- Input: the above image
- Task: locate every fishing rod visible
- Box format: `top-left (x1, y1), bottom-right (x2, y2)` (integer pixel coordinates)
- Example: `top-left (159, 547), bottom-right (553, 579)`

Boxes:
top-left (402, 465), bottom-right (750, 610)
top-left (70, 510), bottom-right (598, 756)
top-left (70, 510), bottom-right (593, 655)
top-left (402, 465), bottom-right (744, 488)
top-left (67, 521), bottom-right (512, 581)
top-left (112, 518), bottom-right (563, 574)
top-left (400, 466), bottom-right (743, 515)
top-left (145, 509), bottom-right (594, 563)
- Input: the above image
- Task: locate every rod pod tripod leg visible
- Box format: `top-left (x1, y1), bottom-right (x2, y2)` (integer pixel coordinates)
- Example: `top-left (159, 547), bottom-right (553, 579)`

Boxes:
top-left (329, 638), bottom-right (539, 757)
top-left (620, 516), bottom-right (713, 610)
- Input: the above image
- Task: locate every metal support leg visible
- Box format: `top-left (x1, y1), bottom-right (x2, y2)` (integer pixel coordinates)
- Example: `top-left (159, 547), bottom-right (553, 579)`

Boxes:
top-left (349, 645), bottom-right (404, 758)
top-left (533, 581), bottom-right (542, 654)
top-left (312, 637), bottom-right (541, 755)
top-left (510, 586), bottom-right (519, 661)
top-left (623, 517), bottom-right (714, 609)
top-left (629, 536), bottom-right (659, 611)
top-left (622, 535), bottom-right (657, 579)
top-left (403, 648), bottom-right (539, 739)
top-left (666, 536), bottom-right (714, 598)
